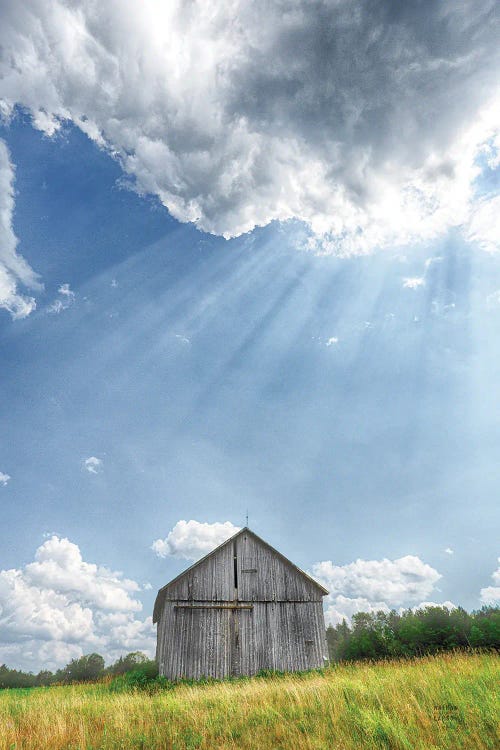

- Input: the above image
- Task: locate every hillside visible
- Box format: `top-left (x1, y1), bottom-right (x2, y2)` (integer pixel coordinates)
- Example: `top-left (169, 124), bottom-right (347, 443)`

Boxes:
top-left (0, 652), bottom-right (498, 750)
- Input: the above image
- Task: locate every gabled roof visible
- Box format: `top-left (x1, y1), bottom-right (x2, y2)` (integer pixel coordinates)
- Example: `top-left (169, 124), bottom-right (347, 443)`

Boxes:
top-left (153, 527), bottom-right (328, 622)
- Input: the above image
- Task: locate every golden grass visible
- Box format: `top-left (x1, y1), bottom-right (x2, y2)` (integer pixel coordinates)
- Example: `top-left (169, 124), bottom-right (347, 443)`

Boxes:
top-left (0, 652), bottom-right (498, 749)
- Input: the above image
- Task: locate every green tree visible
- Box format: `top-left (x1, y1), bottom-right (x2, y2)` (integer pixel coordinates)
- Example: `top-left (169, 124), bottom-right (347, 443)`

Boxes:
top-left (326, 606), bottom-right (499, 663)
top-left (62, 653), bottom-right (105, 683)
top-left (106, 652), bottom-right (151, 676)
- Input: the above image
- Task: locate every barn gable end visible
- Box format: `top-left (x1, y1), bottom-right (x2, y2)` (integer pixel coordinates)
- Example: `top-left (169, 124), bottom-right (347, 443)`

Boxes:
top-left (234, 529), bottom-right (327, 601)
top-left (153, 527), bottom-right (327, 621)
top-left (154, 527), bottom-right (329, 679)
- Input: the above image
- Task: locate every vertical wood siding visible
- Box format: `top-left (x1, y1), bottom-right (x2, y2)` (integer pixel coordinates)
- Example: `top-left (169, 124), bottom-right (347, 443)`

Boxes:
top-left (238, 601), bottom-right (328, 674)
top-left (236, 532), bottom-right (323, 602)
top-left (162, 540), bottom-right (235, 601)
top-left (156, 530), bottom-right (328, 679)
top-left (158, 603), bottom-right (233, 679)
top-left (158, 600), bottom-right (328, 679)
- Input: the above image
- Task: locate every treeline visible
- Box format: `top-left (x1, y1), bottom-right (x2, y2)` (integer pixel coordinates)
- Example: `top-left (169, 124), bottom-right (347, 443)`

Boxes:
top-left (2, 607), bottom-right (498, 689)
top-left (327, 605), bottom-right (500, 662)
top-left (0, 651), bottom-right (156, 689)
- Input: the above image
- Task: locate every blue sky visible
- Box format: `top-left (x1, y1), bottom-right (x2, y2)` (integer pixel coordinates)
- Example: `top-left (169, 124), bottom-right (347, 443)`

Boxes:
top-left (0, 1), bottom-right (499, 671)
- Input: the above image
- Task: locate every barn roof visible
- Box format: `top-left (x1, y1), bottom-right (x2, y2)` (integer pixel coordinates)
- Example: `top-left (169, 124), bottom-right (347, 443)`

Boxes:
top-left (153, 527), bottom-right (328, 623)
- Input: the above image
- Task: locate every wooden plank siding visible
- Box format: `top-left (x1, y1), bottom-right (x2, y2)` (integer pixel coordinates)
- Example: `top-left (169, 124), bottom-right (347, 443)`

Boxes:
top-left (239, 601), bottom-right (328, 674)
top-left (157, 603), bottom-right (233, 679)
top-left (159, 539), bottom-right (235, 602)
top-left (154, 528), bottom-right (329, 679)
top-left (236, 532), bottom-right (324, 602)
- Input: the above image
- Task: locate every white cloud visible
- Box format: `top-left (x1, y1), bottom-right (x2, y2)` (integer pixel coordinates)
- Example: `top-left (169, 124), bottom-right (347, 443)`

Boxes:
top-left (402, 255), bottom-right (445, 292)
top-left (152, 519), bottom-right (240, 561)
top-left (313, 555), bottom-right (441, 605)
top-left (444, 547), bottom-right (454, 555)
top-left (0, 567), bottom-right (94, 643)
top-left (465, 195), bottom-right (500, 253)
top-left (0, 471), bottom-right (11, 486)
top-left (95, 612), bottom-right (155, 655)
top-left (0, 640), bottom-right (83, 674)
top-left (25, 536), bottom-right (141, 612)
top-left (325, 595), bottom-right (391, 626)
top-left (84, 456), bottom-right (103, 474)
top-left (58, 283), bottom-right (74, 298)
top-left (313, 554), bottom-right (443, 625)
top-left (47, 299), bottom-right (64, 314)
top-left (47, 282), bottom-right (75, 314)
top-left (403, 277), bottom-right (426, 289)
top-left (326, 336), bottom-right (339, 347)
top-left (479, 557), bottom-right (500, 605)
top-left (0, 139), bottom-right (40, 319)
top-left (0, 2), bottom-right (498, 253)
top-left (0, 536), bottom-right (154, 672)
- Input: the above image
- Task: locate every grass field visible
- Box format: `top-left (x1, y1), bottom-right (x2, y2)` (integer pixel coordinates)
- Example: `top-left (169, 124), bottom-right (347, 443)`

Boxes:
top-left (0, 652), bottom-right (498, 750)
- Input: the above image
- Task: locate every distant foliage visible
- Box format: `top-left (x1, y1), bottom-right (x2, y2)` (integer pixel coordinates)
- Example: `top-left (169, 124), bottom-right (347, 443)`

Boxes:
top-left (326, 606), bottom-right (500, 662)
top-left (0, 665), bottom-right (48, 690)
top-left (0, 651), bottom-right (152, 689)
top-left (62, 653), bottom-right (105, 683)
top-left (1, 607), bottom-right (498, 690)
top-left (105, 651), bottom-right (153, 676)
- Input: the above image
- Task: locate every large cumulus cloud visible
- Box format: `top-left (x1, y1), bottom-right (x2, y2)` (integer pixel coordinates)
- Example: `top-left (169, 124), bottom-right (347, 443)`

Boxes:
top-left (311, 555), bottom-right (444, 625)
top-left (0, 0), bottom-right (499, 254)
top-left (0, 536), bottom-right (154, 672)
top-left (152, 519), bottom-right (240, 561)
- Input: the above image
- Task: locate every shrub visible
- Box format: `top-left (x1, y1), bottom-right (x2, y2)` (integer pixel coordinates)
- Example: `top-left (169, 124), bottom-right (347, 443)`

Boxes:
top-left (109, 663), bottom-right (170, 693)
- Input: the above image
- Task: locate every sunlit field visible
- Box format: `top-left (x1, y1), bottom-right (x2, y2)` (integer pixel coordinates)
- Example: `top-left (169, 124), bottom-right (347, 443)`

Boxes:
top-left (0, 652), bottom-right (498, 750)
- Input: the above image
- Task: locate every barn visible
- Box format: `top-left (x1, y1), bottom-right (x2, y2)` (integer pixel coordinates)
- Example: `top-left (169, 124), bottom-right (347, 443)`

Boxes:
top-left (153, 527), bottom-right (329, 679)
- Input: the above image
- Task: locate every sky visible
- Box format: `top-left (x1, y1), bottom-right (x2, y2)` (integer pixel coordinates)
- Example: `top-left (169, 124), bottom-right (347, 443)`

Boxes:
top-left (0, 0), bottom-right (499, 672)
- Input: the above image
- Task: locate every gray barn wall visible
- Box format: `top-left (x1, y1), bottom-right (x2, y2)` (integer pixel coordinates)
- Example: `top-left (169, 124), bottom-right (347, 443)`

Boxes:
top-left (157, 600), bottom-right (328, 679)
top-left (155, 529), bottom-right (329, 679)
top-left (159, 539), bottom-right (235, 603)
top-left (236, 532), bottom-right (322, 602)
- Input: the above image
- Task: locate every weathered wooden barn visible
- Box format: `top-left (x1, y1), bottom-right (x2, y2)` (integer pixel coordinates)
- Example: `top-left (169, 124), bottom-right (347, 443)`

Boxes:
top-left (153, 527), bottom-right (329, 679)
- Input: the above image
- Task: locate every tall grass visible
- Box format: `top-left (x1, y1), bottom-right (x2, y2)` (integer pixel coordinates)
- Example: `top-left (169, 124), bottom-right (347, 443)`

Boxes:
top-left (0, 652), bottom-right (498, 749)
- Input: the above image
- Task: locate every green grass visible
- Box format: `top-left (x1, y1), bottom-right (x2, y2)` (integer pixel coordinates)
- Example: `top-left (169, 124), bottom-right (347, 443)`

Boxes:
top-left (0, 652), bottom-right (498, 749)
